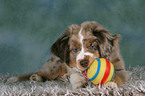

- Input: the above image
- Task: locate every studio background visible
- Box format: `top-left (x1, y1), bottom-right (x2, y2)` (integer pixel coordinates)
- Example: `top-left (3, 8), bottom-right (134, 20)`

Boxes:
top-left (0, 0), bottom-right (144, 74)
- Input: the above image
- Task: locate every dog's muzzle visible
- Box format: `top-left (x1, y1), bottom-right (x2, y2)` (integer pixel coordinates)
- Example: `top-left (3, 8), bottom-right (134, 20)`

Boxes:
top-left (80, 59), bottom-right (89, 68)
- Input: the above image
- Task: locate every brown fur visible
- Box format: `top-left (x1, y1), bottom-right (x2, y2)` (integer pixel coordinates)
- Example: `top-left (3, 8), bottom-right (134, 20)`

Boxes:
top-left (8, 21), bottom-right (130, 88)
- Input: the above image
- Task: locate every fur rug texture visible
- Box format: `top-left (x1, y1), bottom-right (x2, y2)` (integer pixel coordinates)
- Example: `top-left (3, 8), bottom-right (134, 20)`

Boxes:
top-left (0, 66), bottom-right (145, 96)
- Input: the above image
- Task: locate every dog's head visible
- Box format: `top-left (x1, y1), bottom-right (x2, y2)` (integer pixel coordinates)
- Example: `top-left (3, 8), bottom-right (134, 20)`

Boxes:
top-left (51, 21), bottom-right (119, 72)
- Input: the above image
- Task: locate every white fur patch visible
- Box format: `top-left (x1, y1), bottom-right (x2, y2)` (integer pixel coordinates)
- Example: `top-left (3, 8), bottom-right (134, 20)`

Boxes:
top-left (77, 28), bottom-right (84, 60)
top-left (70, 73), bottom-right (87, 89)
top-left (76, 28), bottom-right (94, 69)
top-left (7, 76), bottom-right (19, 83)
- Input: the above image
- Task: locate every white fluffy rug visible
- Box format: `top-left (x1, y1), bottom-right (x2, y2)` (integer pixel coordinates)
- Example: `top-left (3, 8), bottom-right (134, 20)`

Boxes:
top-left (0, 66), bottom-right (145, 96)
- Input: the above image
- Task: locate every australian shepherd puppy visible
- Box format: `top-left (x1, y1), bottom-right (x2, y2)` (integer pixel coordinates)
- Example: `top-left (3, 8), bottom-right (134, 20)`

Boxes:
top-left (8, 21), bottom-right (130, 89)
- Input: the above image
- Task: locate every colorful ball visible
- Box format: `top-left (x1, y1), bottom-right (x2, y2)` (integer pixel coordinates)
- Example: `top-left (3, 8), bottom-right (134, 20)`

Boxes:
top-left (87, 58), bottom-right (115, 85)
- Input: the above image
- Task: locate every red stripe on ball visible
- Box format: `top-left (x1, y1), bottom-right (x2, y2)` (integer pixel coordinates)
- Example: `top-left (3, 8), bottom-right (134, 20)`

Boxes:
top-left (100, 59), bottom-right (111, 85)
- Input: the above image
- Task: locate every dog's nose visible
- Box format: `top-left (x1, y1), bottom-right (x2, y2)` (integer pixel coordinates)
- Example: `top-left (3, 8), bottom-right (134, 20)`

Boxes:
top-left (80, 59), bottom-right (89, 68)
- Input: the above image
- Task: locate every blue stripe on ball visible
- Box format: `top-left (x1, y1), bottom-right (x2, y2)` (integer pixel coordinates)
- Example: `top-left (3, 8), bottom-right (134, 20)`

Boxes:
top-left (111, 65), bottom-right (115, 81)
top-left (89, 58), bottom-right (101, 81)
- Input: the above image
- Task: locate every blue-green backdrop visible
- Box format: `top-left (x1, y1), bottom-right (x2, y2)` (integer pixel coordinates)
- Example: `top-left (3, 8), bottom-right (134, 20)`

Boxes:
top-left (0, 0), bottom-right (145, 74)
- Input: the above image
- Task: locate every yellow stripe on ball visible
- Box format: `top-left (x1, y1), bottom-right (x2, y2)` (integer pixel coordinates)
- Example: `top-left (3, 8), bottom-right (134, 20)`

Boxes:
top-left (87, 59), bottom-right (98, 79)
top-left (106, 62), bottom-right (114, 82)
top-left (91, 58), bottom-right (106, 85)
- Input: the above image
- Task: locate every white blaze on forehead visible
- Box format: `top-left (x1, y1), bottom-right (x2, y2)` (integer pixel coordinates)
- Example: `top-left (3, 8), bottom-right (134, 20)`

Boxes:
top-left (76, 28), bottom-right (94, 69)
top-left (78, 28), bottom-right (84, 58)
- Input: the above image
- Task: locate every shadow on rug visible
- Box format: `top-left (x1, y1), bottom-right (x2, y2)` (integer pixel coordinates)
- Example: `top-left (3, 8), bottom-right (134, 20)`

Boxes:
top-left (0, 66), bottom-right (145, 96)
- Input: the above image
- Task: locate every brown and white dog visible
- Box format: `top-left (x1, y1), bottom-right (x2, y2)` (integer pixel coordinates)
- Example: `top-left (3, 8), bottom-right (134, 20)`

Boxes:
top-left (8, 21), bottom-right (130, 89)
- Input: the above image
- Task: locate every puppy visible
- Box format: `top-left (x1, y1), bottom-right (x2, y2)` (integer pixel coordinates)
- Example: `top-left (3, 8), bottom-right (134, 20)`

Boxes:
top-left (8, 21), bottom-right (130, 89)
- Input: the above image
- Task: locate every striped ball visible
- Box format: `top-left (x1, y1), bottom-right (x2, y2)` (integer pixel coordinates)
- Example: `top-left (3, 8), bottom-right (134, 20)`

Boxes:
top-left (87, 58), bottom-right (115, 85)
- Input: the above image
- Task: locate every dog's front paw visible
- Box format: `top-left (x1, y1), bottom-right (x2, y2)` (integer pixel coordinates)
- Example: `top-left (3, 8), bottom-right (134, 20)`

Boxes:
top-left (70, 73), bottom-right (87, 89)
top-left (29, 74), bottom-right (43, 82)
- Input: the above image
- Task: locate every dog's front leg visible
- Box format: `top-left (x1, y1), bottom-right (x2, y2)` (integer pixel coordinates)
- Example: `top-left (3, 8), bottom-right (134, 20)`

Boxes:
top-left (70, 73), bottom-right (87, 89)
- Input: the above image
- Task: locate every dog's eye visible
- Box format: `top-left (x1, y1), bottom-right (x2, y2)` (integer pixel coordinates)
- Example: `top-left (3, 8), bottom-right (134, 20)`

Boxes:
top-left (73, 47), bottom-right (78, 52)
top-left (90, 45), bottom-right (96, 49)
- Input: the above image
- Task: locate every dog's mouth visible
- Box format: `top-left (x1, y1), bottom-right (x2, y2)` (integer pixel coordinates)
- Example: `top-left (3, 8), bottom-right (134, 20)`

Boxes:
top-left (82, 70), bottom-right (88, 80)
top-left (81, 58), bottom-right (96, 80)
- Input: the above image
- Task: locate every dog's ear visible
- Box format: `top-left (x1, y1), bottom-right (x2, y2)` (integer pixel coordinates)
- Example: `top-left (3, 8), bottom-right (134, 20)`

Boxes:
top-left (91, 22), bottom-right (120, 59)
top-left (51, 32), bottom-right (70, 64)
